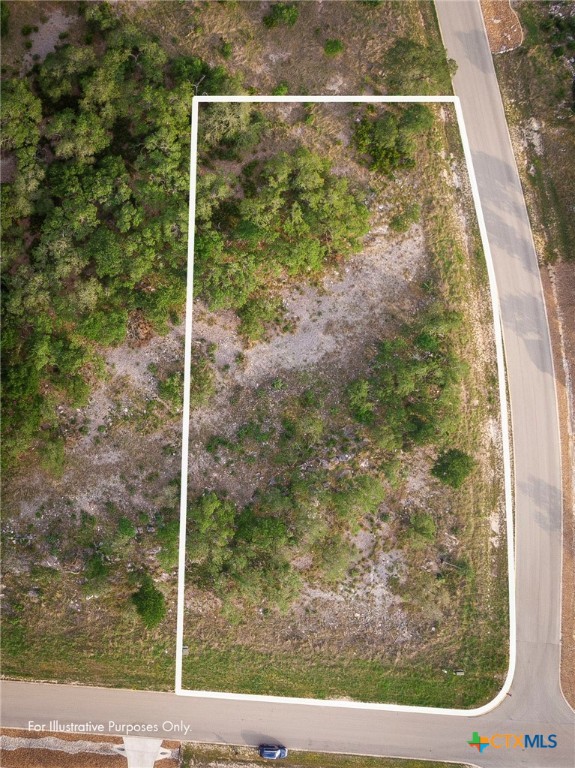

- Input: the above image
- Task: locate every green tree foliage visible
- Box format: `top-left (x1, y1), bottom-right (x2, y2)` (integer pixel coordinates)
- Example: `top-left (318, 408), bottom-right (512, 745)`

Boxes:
top-left (1, 21), bottom-right (235, 469)
top-left (263, 3), bottom-right (299, 28)
top-left (406, 512), bottom-right (436, 549)
top-left (353, 104), bottom-right (434, 175)
top-left (131, 573), bottom-right (166, 628)
top-left (195, 147), bottom-right (369, 330)
top-left (347, 305), bottom-right (465, 451)
top-left (432, 448), bottom-right (475, 489)
top-left (324, 39), bottom-right (344, 56)
top-left (187, 492), bottom-right (236, 578)
top-left (384, 38), bottom-right (453, 95)
top-left (1, 2), bottom-right (9, 37)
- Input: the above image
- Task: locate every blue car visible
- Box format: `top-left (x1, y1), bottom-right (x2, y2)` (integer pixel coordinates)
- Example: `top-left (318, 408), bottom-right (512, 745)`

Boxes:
top-left (259, 744), bottom-right (288, 759)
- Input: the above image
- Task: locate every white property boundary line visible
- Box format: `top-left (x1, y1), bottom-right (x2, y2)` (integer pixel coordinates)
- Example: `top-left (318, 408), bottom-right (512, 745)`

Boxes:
top-left (175, 95), bottom-right (515, 717)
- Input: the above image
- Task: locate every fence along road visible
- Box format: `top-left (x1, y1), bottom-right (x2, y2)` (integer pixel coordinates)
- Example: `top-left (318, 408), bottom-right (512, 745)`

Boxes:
top-left (2, 1), bottom-right (574, 765)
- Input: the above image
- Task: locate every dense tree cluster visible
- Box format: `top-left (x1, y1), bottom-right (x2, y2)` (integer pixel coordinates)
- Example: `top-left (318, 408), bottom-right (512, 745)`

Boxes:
top-left (347, 304), bottom-right (466, 449)
top-left (195, 143), bottom-right (370, 339)
top-left (0, 11), bottom-right (237, 468)
top-left (353, 104), bottom-right (434, 175)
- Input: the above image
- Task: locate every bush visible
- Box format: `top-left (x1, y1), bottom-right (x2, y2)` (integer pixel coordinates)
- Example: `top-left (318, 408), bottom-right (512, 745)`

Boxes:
top-left (353, 104), bottom-right (433, 175)
top-left (272, 81), bottom-right (289, 96)
top-left (1, 3), bottom-right (9, 37)
top-left (85, 552), bottom-right (109, 581)
top-left (384, 38), bottom-right (452, 95)
top-left (347, 379), bottom-right (375, 424)
top-left (118, 517), bottom-right (136, 538)
top-left (263, 3), bottom-right (299, 28)
top-left (324, 39), bottom-right (344, 56)
top-left (157, 519), bottom-right (180, 570)
top-left (432, 449), bottom-right (475, 488)
top-left (158, 370), bottom-right (184, 409)
top-left (189, 357), bottom-right (215, 409)
top-left (220, 40), bottom-right (232, 59)
top-left (131, 573), bottom-right (166, 628)
top-left (406, 512), bottom-right (436, 549)
top-left (390, 202), bottom-right (421, 233)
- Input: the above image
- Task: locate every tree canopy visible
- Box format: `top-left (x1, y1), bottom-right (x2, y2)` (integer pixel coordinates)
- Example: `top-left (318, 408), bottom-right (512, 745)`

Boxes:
top-left (1, 14), bottom-right (238, 468)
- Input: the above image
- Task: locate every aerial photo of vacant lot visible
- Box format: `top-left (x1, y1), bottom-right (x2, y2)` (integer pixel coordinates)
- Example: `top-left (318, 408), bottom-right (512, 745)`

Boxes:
top-left (178, 97), bottom-right (508, 705)
top-left (2, 0), bottom-right (507, 709)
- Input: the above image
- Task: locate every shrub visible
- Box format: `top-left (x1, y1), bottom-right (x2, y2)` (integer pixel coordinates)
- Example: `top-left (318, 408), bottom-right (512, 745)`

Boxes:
top-left (347, 379), bottom-right (375, 424)
top-left (324, 39), bottom-right (344, 56)
top-left (118, 517), bottom-right (136, 538)
top-left (406, 512), bottom-right (436, 549)
top-left (384, 38), bottom-right (451, 95)
top-left (131, 573), bottom-right (166, 628)
top-left (272, 81), bottom-right (289, 95)
top-left (220, 40), bottom-right (232, 59)
top-left (189, 357), bottom-right (215, 409)
top-left (390, 202), bottom-right (421, 232)
top-left (157, 519), bottom-right (180, 570)
top-left (84, 552), bottom-right (109, 583)
top-left (263, 3), bottom-right (299, 28)
top-left (21, 24), bottom-right (34, 36)
top-left (432, 449), bottom-right (475, 488)
top-left (158, 370), bottom-right (184, 409)
top-left (332, 475), bottom-right (386, 528)
top-left (353, 105), bottom-right (433, 175)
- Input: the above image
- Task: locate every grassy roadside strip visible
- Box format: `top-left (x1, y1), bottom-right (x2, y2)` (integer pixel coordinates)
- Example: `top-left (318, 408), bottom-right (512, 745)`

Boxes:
top-left (425, 109), bottom-right (509, 689)
top-left (183, 743), bottom-right (467, 768)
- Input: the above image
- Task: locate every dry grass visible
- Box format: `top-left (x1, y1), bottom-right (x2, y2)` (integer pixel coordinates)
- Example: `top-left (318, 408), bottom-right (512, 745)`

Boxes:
top-left (120, 0), bottom-right (424, 95)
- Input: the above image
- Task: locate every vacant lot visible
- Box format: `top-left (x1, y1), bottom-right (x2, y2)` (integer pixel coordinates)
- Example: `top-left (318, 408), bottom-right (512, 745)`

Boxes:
top-left (1, 2), bottom-right (505, 706)
top-left (178, 101), bottom-right (507, 706)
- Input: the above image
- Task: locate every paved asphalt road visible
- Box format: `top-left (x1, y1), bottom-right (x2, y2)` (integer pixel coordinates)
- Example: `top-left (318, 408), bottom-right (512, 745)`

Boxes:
top-left (2, 2), bottom-right (574, 766)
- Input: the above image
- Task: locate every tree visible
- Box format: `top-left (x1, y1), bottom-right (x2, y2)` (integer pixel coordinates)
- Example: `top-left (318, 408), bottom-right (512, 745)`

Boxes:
top-left (384, 38), bottom-right (452, 95)
top-left (263, 3), bottom-right (299, 28)
top-left (432, 449), bottom-right (476, 489)
top-left (46, 110), bottom-right (110, 162)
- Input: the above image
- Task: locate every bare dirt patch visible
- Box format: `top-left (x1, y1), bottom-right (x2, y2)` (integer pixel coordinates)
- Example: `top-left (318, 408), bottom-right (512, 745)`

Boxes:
top-left (1, 1), bottom-right (83, 75)
top-left (0, 731), bottom-right (180, 768)
top-left (480, 0), bottom-right (523, 53)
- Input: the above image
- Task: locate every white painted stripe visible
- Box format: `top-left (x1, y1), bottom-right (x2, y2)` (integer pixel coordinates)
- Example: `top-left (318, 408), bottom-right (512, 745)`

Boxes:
top-left (176, 95), bottom-right (515, 718)
top-left (175, 94), bottom-right (200, 692)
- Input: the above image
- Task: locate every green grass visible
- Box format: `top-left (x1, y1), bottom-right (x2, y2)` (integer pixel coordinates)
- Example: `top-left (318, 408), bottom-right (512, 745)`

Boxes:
top-left (2, 613), bottom-right (175, 689)
top-left (183, 744), bottom-right (466, 768)
top-left (181, 643), bottom-right (502, 707)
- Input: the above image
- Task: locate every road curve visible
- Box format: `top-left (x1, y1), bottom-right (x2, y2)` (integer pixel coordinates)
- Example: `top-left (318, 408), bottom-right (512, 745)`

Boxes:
top-left (435, 0), bottom-right (572, 723)
top-left (2, 2), bottom-right (574, 766)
